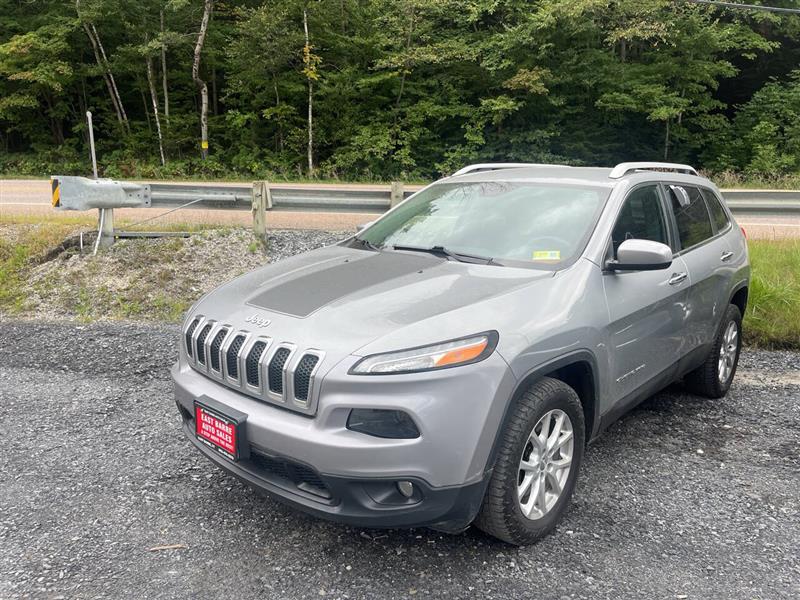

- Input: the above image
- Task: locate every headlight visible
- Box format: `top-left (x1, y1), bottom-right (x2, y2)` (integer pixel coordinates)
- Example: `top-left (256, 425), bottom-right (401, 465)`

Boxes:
top-left (349, 332), bottom-right (498, 375)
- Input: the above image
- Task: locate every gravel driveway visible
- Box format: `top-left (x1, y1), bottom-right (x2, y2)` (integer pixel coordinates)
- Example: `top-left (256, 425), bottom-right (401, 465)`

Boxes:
top-left (0, 320), bottom-right (798, 599)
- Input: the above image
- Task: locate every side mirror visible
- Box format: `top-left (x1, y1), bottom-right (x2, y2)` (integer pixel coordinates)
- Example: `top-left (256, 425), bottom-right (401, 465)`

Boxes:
top-left (608, 239), bottom-right (672, 271)
top-left (356, 221), bottom-right (374, 233)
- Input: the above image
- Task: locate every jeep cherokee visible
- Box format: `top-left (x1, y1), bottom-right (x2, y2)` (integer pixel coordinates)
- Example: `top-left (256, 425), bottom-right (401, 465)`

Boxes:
top-left (171, 162), bottom-right (749, 545)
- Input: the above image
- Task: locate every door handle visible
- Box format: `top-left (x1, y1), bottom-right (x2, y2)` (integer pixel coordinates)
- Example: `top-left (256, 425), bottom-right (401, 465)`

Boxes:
top-left (668, 272), bottom-right (688, 286)
top-left (721, 251), bottom-right (734, 262)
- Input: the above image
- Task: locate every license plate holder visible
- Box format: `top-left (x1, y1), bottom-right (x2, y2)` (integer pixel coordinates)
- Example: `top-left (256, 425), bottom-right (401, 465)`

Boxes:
top-left (194, 398), bottom-right (249, 462)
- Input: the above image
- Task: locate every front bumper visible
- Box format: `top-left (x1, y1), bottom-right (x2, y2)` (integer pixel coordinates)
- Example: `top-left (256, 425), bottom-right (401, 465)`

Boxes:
top-left (181, 416), bottom-right (487, 531)
top-left (172, 351), bottom-right (515, 529)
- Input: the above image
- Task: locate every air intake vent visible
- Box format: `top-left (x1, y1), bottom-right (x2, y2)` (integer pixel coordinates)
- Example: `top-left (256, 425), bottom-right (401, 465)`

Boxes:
top-left (195, 324), bottom-right (212, 364)
top-left (246, 341), bottom-right (268, 387)
top-left (226, 334), bottom-right (246, 379)
top-left (268, 347), bottom-right (292, 394)
top-left (185, 319), bottom-right (199, 357)
top-left (294, 354), bottom-right (320, 401)
top-left (209, 328), bottom-right (228, 372)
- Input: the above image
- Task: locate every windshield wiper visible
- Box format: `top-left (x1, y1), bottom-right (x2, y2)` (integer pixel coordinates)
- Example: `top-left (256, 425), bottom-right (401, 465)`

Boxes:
top-left (391, 244), bottom-right (499, 265)
top-left (350, 236), bottom-right (381, 251)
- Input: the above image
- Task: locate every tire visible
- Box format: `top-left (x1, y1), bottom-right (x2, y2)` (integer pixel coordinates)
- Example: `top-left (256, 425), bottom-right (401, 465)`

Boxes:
top-left (475, 377), bottom-right (585, 545)
top-left (685, 304), bottom-right (743, 399)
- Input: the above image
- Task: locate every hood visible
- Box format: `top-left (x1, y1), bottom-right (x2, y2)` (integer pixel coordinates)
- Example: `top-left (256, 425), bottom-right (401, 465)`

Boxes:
top-left (190, 244), bottom-right (552, 366)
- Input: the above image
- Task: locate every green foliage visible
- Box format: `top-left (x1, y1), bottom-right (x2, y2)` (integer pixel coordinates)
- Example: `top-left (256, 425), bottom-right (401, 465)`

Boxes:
top-left (1, 0), bottom-right (799, 179)
top-left (746, 239), bottom-right (800, 349)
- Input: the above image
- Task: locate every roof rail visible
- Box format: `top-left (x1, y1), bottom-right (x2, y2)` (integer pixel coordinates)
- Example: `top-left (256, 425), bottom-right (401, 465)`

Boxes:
top-left (609, 162), bottom-right (698, 179)
top-left (452, 163), bottom-right (570, 176)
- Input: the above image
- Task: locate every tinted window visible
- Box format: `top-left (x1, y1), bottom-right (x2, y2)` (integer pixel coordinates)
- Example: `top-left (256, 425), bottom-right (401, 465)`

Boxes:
top-left (701, 189), bottom-right (730, 232)
top-left (360, 182), bottom-right (609, 266)
top-left (668, 185), bottom-right (714, 250)
top-left (611, 185), bottom-right (668, 258)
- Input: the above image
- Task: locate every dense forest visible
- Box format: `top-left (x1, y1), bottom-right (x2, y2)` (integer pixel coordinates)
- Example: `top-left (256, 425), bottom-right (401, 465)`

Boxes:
top-left (1, 0), bottom-right (799, 181)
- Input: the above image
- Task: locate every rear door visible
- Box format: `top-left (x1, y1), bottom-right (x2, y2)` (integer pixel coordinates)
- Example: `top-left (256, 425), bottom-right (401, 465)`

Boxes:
top-left (602, 184), bottom-right (691, 403)
top-left (663, 184), bottom-right (734, 353)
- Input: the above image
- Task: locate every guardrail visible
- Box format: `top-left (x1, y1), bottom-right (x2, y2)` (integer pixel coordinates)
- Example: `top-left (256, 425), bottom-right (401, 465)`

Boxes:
top-left (146, 181), bottom-right (419, 213)
top-left (52, 176), bottom-right (800, 216)
top-left (147, 183), bottom-right (800, 216)
top-left (50, 175), bottom-right (800, 248)
top-left (718, 190), bottom-right (800, 215)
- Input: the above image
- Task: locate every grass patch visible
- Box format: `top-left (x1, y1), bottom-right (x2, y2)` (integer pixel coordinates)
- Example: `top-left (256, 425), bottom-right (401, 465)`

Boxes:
top-left (745, 239), bottom-right (800, 348)
top-left (0, 223), bottom-right (80, 313)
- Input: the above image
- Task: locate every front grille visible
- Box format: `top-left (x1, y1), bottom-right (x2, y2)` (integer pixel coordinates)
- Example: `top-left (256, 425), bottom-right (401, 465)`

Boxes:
top-left (268, 348), bottom-right (291, 394)
top-left (195, 324), bottom-right (212, 364)
top-left (249, 450), bottom-right (331, 501)
top-left (246, 341), bottom-right (267, 387)
top-left (294, 354), bottom-right (319, 401)
top-left (226, 334), bottom-right (246, 379)
top-left (185, 319), bottom-right (199, 357)
top-left (183, 317), bottom-right (324, 415)
top-left (209, 328), bottom-right (228, 372)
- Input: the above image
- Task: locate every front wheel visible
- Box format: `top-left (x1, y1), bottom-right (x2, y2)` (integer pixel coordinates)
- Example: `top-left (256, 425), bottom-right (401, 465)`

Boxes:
top-left (685, 304), bottom-right (743, 398)
top-left (475, 377), bottom-right (585, 545)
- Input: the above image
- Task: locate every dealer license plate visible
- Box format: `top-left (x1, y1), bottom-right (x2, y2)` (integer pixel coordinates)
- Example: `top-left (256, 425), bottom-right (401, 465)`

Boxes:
top-left (195, 403), bottom-right (239, 461)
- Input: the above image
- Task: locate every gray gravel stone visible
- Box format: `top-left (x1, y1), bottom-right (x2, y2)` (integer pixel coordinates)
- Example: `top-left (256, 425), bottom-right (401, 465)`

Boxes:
top-left (0, 320), bottom-right (798, 600)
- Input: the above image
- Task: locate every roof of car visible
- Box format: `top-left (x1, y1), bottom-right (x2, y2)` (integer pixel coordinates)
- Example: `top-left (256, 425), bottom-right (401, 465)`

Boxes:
top-left (446, 163), bottom-right (713, 189)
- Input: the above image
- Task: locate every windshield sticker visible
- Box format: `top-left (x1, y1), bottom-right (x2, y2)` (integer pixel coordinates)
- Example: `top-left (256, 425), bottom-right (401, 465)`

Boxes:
top-left (532, 250), bottom-right (561, 261)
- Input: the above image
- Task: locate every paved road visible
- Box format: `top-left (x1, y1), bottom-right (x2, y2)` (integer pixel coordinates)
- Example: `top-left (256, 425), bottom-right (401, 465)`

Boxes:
top-left (0, 319), bottom-right (798, 599)
top-left (2, 178), bottom-right (799, 237)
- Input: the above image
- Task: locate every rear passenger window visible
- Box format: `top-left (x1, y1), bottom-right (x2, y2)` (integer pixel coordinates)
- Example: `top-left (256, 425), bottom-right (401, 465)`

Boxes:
top-left (611, 185), bottom-right (668, 258)
top-left (701, 189), bottom-right (730, 232)
top-left (668, 185), bottom-right (714, 250)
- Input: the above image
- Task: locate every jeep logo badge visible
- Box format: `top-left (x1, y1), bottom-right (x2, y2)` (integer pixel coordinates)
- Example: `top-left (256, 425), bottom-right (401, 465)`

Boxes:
top-left (244, 314), bottom-right (271, 328)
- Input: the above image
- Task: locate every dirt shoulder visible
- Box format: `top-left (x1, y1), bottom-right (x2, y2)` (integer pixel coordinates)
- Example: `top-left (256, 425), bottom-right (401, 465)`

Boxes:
top-left (1, 225), bottom-right (345, 322)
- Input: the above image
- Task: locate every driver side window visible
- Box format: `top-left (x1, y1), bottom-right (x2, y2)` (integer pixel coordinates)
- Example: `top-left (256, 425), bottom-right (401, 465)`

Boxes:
top-left (611, 185), bottom-right (668, 258)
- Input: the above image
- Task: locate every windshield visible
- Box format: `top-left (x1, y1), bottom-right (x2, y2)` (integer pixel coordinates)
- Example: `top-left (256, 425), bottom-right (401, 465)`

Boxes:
top-left (358, 181), bottom-right (610, 267)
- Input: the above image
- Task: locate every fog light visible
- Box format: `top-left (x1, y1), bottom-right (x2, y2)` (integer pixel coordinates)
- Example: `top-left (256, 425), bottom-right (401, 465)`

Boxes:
top-left (397, 481), bottom-right (414, 498)
top-left (347, 409), bottom-right (420, 439)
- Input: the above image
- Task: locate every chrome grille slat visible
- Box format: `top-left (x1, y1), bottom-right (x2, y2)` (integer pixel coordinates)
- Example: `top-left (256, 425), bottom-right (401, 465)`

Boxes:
top-left (293, 351), bottom-right (324, 406)
top-left (195, 323), bottom-right (213, 366)
top-left (224, 334), bottom-right (247, 382)
top-left (208, 327), bottom-right (229, 373)
top-left (185, 318), bottom-right (200, 358)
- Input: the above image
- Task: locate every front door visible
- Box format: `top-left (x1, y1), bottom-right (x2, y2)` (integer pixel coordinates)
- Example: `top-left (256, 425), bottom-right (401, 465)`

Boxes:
top-left (602, 184), bottom-right (691, 403)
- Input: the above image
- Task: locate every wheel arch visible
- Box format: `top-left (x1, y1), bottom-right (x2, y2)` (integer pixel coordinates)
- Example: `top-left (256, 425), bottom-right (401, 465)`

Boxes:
top-left (484, 350), bottom-right (600, 475)
top-left (730, 282), bottom-right (748, 315)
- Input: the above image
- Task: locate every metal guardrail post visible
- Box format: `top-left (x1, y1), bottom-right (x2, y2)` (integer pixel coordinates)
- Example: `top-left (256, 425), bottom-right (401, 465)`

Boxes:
top-left (252, 181), bottom-right (272, 240)
top-left (390, 181), bottom-right (404, 208)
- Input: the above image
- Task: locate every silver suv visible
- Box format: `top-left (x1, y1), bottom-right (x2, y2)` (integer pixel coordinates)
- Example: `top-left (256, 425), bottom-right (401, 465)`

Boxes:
top-left (172, 162), bottom-right (749, 545)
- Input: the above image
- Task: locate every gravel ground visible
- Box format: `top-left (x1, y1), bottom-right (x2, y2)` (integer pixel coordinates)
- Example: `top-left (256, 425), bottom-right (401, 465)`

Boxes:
top-left (0, 319), bottom-right (798, 599)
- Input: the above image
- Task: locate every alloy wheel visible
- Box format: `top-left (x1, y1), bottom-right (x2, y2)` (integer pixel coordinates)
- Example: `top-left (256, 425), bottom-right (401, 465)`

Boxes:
top-left (718, 320), bottom-right (739, 384)
top-left (517, 409), bottom-right (574, 520)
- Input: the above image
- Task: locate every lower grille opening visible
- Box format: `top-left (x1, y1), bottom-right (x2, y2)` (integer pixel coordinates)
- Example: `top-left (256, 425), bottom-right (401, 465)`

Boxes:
top-left (249, 450), bottom-right (331, 501)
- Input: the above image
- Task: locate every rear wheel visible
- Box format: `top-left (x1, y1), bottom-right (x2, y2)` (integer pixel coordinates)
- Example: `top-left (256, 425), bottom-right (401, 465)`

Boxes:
top-left (475, 377), bottom-right (585, 545)
top-left (685, 304), bottom-right (742, 398)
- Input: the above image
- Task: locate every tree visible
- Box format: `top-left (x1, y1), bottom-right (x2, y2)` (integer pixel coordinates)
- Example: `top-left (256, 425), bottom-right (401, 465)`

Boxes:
top-left (193, 0), bottom-right (213, 160)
